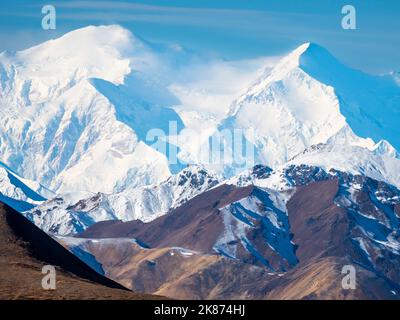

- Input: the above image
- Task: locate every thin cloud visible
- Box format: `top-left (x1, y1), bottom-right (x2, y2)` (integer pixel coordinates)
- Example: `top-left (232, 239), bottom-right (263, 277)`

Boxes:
top-left (27, 1), bottom-right (262, 15)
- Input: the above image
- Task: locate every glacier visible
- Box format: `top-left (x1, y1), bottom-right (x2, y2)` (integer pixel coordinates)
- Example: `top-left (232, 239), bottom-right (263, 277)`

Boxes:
top-left (0, 25), bottom-right (174, 196)
top-left (220, 42), bottom-right (400, 172)
top-left (0, 162), bottom-right (50, 212)
top-left (0, 25), bottom-right (399, 232)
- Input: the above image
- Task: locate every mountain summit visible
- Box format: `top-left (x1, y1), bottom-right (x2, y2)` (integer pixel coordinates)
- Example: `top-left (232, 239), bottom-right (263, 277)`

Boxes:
top-left (221, 42), bottom-right (400, 179)
top-left (0, 25), bottom-right (177, 196)
top-left (1, 28), bottom-right (399, 196)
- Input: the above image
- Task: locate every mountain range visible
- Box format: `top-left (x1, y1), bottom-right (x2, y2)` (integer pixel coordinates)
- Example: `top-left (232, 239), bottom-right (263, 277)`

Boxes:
top-left (0, 25), bottom-right (399, 300)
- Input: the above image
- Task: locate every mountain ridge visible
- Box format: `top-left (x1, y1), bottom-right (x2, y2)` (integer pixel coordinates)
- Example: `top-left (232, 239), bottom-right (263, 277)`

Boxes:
top-left (1, 26), bottom-right (400, 300)
top-left (1, 26), bottom-right (399, 197)
top-left (69, 166), bottom-right (400, 299)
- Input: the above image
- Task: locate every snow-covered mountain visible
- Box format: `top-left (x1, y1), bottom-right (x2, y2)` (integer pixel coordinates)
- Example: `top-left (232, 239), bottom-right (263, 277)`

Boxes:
top-left (287, 141), bottom-right (400, 189)
top-left (0, 25), bottom-right (179, 196)
top-left (0, 162), bottom-right (50, 212)
top-left (2, 26), bottom-right (400, 300)
top-left (217, 166), bottom-right (400, 272)
top-left (1, 25), bottom-right (400, 242)
top-left (226, 128), bottom-right (400, 191)
top-left (219, 42), bottom-right (400, 174)
top-left (71, 165), bottom-right (400, 299)
top-left (25, 165), bottom-right (220, 235)
top-left (2, 26), bottom-right (399, 191)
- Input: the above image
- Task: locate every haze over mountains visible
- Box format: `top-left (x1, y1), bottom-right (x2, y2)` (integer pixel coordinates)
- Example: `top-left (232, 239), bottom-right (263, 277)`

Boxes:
top-left (0, 25), bottom-right (399, 299)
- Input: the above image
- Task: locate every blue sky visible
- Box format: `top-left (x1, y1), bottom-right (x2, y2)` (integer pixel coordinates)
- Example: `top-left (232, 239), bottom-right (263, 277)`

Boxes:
top-left (1, 0), bottom-right (399, 74)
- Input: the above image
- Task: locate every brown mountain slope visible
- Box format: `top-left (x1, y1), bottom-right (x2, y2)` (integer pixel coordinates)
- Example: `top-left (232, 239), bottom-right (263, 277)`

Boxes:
top-left (263, 256), bottom-right (396, 300)
top-left (0, 202), bottom-right (161, 300)
top-left (75, 238), bottom-right (398, 300)
top-left (78, 184), bottom-right (254, 253)
top-left (73, 175), bottom-right (400, 299)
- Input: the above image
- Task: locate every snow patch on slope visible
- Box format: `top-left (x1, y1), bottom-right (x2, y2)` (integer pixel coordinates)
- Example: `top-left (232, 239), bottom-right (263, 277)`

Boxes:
top-left (288, 143), bottom-right (400, 189)
top-left (25, 166), bottom-right (220, 235)
top-left (214, 187), bottom-right (297, 269)
top-left (0, 162), bottom-right (49, 212)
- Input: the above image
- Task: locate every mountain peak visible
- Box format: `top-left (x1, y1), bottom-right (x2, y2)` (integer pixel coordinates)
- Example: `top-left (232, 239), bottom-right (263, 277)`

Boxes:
top-left (19, 25), bottom-right (134, 55)
top-left (288, 42), bottom-right (313, 58)
top-left (247, 42), bottom-right (334, 88)
top-left (16, 25), bottom-right (136, 85)
top-left (283, 42), bottom-right (340, 72)
top-left (297, 42), bottom-right (325, 53)
top-left (224, 39), bottom-right (400, 172)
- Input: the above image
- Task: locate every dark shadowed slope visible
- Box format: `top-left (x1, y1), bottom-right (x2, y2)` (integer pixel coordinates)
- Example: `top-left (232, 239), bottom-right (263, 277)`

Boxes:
top-left (0, 202), bottom-right (161, 300)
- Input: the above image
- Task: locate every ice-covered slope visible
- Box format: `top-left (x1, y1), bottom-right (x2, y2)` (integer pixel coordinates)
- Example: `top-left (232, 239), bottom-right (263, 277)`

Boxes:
top-left (220, 42), bottom-right (400, 172)
top-left (25, 165), bottom-right (220, 235)
top-left (0, 162), bottom-right (49, 211)
top-left (105, 165), bottom-right (220, 222)
top-left (299, 44), bottom-right (400, 150)
top-left (0, 25), bottom-right (179, 195)
top-left (287, 143), bottom-right (400, 189)
top-left (3, 28), bottom-right (398, 197)
top-left (2, 29), bottom-right (400, 241)
top-left (228, 141), bottom-right (400, 192)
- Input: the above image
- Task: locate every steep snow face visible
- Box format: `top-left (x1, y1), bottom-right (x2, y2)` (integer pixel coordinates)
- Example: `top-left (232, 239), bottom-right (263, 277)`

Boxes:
top-left (221, 43), bottom-right (347, 170)
top-left (2, 28), bottom-right (400, 242)
top-left (15, 25), bottom-right (133, 88)
top-left (0, 163), bottom-right (49, 212)
top-left (3, 28), bottom-right (398, 197)
top-left (25, 166), bottom-right (220, 235)
top-left (299, 44), bottom-right (400, 151)
top-left (372, 140), bottom-right (400, 159)
top-left (170, 57), bottom-right (273, 167)
top-left (0, 25), bottom-right (174, 195)
top-left (220, 43), bottom-right (400, 172)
